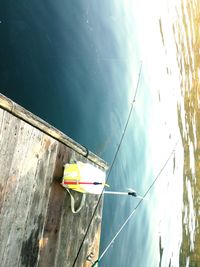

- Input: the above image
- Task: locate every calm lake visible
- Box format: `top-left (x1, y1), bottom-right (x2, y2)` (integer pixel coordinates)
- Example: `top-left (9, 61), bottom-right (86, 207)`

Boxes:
top-left (0, 0), bottom-right (199, 266)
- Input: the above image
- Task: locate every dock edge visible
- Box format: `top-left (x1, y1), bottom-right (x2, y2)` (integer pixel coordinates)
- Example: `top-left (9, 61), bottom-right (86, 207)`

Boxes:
top-left (0, 93), bottom-right (109, 171)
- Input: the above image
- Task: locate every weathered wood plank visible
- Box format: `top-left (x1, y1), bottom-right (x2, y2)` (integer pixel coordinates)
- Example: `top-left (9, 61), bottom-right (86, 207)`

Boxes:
top-left (0, 108), bottom-right (105, 267)
top-left (52, 149), bottom-right (103, 267)
top-left (0, 110), bottom-right (22, 189)
top-left (0, 110), bottom-right (59, 267)
top-left (18, 135), bottom-right (58, 267)
top-left (54, 192), bottom-right (103, 267)
top-left (37, 143), bottom-right (69, 267)
top-left (38, 144), bottom-right (103, 267)
top-left (0, 93), bottom-right (109, 171)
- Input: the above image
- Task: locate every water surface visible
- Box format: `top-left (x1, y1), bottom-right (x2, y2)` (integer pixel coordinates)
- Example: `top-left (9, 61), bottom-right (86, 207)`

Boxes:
top-left (0, 0), bottom-right (199, 266)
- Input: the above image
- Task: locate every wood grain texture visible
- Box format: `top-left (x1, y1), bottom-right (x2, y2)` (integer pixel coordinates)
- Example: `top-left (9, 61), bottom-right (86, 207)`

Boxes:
top-left (0, 109), bottom-right (104, 267)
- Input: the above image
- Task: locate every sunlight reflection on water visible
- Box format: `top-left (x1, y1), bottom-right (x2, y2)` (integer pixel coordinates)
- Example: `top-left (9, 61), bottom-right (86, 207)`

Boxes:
top-left (162, 0), bottom-right (200, 265)
top-left (133, 0), bottom-right (199, 265)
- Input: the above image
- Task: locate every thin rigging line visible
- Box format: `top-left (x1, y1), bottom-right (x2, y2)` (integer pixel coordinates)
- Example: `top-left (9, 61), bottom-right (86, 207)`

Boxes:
top-left (106, 62), bottom-right (143, 183)
top-left (92, 138), bottom-right (180, 266)
top-left (72, 63), bottom-right (142, 267)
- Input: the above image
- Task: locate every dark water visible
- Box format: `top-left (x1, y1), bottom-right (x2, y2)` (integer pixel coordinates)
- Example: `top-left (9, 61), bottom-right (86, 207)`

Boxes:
top-left (0, 0), bottom-right (199, 266)
top-left (0, 0), bottom-right (133, 163)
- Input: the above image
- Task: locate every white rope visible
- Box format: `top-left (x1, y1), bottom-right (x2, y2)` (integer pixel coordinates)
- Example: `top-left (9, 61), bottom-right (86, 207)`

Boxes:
top-left (66, 189), bottom-right (86, 213)
top-left (95, 138), bottom-right (180, 264)
top-left (99, 209), bottom-right (136, 261)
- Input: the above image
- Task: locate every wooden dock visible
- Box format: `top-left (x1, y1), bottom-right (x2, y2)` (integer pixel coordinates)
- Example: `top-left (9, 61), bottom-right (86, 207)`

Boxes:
top-left (0, 94), bottom-right (108, 267)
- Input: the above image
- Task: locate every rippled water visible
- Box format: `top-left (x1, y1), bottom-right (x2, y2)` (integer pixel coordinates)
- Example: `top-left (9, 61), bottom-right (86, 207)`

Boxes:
top-left (148, 0), bottom-right (199, 266)
top-left (173, 0), bottom-right (200, 265)
top-left (0, 0), bottom-right (199, 266)
top-left (101, 0), bottom-right (199, 266)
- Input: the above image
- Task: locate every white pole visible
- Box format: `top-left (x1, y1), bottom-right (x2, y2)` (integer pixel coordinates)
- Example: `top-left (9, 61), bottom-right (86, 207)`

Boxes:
top-left (103, 191), bottom-right (145, 199)
top-left (103, 191), bottom-right (129, 195)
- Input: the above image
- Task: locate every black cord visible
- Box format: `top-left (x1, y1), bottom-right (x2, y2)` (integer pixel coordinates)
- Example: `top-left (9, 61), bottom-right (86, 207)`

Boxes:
top-left (72, 63), bottom-right (142, 267)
